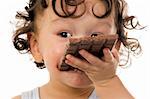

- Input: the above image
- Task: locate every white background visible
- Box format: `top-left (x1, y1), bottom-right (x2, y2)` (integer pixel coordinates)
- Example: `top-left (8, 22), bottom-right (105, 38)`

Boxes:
top-left (0, 0), bottom-right (150, 99)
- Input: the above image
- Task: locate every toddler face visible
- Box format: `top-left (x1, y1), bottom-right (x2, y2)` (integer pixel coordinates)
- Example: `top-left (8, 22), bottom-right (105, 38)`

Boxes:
top-left (32, 0), bottom-right (117, 88)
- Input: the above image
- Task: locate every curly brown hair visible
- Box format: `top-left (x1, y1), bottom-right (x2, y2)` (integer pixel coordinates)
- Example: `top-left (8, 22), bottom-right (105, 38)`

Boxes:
top-left (12, 0), bottom-right (142, 66)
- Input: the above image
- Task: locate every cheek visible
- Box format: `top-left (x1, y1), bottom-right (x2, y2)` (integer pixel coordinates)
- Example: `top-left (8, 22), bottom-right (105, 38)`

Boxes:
top-left (41, 41), bottom-right (67, 69)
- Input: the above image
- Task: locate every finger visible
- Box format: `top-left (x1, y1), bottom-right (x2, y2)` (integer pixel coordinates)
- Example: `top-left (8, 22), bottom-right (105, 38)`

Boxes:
top-left (79, 49), bottom-right (103, 65)
top-left (65, 54), bottom-right (91, 72)
top-left (115, 40), bottom-right (121, 50)
top-left (111, 48), bottom-right (120, 62)
top-left (103, 48), bottom-right (114, 63)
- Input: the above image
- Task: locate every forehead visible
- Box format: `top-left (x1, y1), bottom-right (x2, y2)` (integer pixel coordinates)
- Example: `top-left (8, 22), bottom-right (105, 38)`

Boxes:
top-left (33, 0), bottom-right (116, 35)
top-left (44, 0), bottom-right (114, 19)
top-left (35, 0), bottom-right (115, 28)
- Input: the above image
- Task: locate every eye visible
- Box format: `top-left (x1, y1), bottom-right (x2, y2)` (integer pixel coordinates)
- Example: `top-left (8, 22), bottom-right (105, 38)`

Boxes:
top-left (91, 32), bottom-right (104, 37)
top-left (91, 33), bottom-right (98, 37)
top-left (58, 31), bottom-right (72, 38)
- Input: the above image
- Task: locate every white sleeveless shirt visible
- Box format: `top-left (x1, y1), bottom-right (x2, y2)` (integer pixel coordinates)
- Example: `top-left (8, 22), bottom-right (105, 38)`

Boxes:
top-left (21, 88), bottom-right (99, 99)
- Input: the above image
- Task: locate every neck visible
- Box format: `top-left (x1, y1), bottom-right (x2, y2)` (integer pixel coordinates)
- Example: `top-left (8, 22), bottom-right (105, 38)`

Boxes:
top-left (40, 80), bottom-right (94, 98)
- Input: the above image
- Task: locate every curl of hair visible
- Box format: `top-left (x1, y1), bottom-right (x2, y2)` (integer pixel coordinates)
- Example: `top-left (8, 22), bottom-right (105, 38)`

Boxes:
top-left (13, 0), bottom-right (143, 66)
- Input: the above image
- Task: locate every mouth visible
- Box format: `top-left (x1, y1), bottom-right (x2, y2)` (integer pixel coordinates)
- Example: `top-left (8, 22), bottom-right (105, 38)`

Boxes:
top-left (58, 62), bottom-right (83, 73)
top-left (68, 68), bottom-right (84, 74)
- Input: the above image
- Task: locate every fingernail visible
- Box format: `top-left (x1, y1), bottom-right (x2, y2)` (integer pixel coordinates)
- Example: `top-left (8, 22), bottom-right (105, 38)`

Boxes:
top-left (65, 60), bottom-right (69, 64)
top-left (79, 49), bottom-right (85, 54)
top-left (104, 48), bottom-right (110, 53)
top-left (66, 54), bottom-right (72, 59)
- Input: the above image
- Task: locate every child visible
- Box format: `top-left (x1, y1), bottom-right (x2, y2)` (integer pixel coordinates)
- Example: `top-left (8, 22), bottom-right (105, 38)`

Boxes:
top-left (13, 0), bottom-right (142, 99)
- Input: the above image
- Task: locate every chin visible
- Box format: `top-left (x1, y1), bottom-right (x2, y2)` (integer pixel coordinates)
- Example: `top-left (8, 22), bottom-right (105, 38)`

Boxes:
top-left (62, 73), bottom-right (93, 89)
top-left (57, 63), bottom-right (93, 88)
top-left (67, 82), bottom-right (93, 89)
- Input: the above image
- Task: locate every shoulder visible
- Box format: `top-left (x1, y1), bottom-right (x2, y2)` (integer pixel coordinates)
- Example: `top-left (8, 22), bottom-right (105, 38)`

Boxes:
top-left (12, 95), bottom-right (21, 99)
top-left (12, 87), bottom-right (39, 99)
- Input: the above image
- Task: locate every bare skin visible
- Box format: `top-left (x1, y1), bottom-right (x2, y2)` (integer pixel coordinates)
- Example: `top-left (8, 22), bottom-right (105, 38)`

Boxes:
top-left (13, 0), bottom-right (134, 99)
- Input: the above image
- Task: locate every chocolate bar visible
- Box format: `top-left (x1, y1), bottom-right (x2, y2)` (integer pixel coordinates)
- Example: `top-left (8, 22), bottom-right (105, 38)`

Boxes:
top-left (58, 34), bottom-right (118, 71)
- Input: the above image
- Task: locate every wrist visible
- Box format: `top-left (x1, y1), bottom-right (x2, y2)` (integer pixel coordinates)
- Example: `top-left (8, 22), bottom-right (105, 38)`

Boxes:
top-left (94, 76), bottom-right (134, 99)
top-left (93, 75), bottom-right (118, 87)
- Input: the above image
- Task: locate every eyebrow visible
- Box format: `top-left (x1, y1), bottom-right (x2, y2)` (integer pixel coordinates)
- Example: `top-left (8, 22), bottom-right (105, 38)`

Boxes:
top-left (51, 17), bottom-right (62, 22)
top-left (51, 17), bottom-right (113, 29)
top-left (97, 21), bottom-right (112, 28)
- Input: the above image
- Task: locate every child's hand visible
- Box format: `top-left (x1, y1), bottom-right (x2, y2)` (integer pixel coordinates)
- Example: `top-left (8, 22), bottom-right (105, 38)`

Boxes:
top-left (65, 48), bottom-right (119, 85)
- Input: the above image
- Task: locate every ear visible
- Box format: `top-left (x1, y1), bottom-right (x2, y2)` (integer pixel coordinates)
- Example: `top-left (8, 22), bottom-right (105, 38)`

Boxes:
top-left (28, 33), bottom-right (43, 62)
